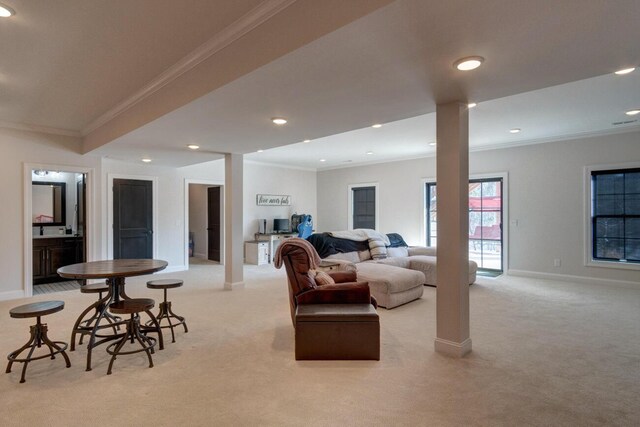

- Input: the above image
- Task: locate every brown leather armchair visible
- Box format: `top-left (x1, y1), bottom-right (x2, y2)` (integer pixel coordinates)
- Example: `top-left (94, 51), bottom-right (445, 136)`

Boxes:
top-left (275, 238), bottom-right (376, 326)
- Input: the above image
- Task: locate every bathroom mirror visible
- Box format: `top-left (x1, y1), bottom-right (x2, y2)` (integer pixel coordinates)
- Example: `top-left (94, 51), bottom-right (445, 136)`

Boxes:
top-left (32, 181), bottom-right (66, 226)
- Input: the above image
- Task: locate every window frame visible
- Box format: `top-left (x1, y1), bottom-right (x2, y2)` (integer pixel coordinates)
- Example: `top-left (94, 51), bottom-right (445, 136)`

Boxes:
top-left (348, 183), bottom-right (379, 230)
top-left (585, 162), bottom-right (640, 271)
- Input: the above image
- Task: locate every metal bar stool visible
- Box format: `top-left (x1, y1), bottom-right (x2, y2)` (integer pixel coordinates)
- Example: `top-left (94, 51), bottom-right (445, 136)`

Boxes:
top-left (70, 282), bottom-right (122, 351)
top-left (6, 301), bottom-right (71, 383)
top-left (145, 279), bottom-right (188, 343)
top-left (106, 298), bottom-right (157, 375)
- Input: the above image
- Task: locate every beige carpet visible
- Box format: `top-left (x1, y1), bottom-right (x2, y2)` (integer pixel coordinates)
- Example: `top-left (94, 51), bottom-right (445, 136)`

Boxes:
top-left (0, 262), bottom-right (638, 426)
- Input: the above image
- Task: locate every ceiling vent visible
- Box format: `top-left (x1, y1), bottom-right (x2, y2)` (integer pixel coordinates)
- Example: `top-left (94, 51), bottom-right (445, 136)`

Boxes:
top-left (612, 119), bottom-right (638, 126)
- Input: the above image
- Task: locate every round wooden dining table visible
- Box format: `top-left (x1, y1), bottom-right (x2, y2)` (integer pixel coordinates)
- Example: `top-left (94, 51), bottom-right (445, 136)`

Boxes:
top-left (58, 259), bottom-right (168, 371)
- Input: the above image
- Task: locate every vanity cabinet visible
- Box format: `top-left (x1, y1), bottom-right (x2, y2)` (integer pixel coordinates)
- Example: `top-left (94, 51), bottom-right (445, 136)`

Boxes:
top-left (33, 237), bottom-right (82, 284)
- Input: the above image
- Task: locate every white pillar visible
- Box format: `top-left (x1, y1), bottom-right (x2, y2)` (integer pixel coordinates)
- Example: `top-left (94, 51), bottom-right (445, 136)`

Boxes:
top-left (434, 101), bottom-right (471, 357)
top-left (224, 153), bottom-right (244, 290)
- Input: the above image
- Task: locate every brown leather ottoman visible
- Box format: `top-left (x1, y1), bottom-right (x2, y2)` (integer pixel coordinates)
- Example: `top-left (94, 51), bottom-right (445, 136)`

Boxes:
top-left (295, 304), bottom-right (380, 360)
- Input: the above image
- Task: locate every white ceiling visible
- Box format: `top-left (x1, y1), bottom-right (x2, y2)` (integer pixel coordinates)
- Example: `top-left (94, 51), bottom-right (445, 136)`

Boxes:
top-left (0, 0), bottom-right (264, 131)
top-left (2, 0), bottom-right (639, 168)
top-left (247, 71), bottom-right (640, 171)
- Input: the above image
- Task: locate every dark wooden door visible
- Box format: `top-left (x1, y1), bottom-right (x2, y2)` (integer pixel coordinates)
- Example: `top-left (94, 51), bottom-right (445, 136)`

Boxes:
top-left (207, 186), bottom-right (221, 262)
top-left (113, 179), bottom-right (153, 259)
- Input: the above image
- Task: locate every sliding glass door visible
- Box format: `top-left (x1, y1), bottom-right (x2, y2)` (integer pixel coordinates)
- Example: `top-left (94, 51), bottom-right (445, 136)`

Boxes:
top-left (425, 178), bottom-right (503, 272)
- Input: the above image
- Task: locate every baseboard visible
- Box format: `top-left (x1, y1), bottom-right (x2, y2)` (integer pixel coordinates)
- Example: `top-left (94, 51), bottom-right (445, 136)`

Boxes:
top-left (193, 253), bottom-right (206, 259)
top-left (507, 269), bottom-right (640, 290)
top-left (0, 290), bottom-right (26, 301)
top-left (434, 337), bottom-right (472, 357)
top-left (224, 281), bottom-right (245, 290)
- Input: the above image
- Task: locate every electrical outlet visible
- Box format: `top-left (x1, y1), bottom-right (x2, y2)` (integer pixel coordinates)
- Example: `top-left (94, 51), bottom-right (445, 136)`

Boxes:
top-left (553, 258), bottom-right (561, 267)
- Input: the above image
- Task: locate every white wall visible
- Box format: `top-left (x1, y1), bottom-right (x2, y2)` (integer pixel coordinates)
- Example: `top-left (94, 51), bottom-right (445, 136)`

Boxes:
top-left (317, 130), bottom-right (640, 285)
top-left (0, 131), bottom-right (316, 300)
top-left (243, 161), bottom-right (317, 240)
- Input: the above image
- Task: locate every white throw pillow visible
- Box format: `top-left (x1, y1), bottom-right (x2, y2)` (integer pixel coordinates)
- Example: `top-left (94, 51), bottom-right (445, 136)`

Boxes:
top-left (368, 238), bottom-right (387, 260)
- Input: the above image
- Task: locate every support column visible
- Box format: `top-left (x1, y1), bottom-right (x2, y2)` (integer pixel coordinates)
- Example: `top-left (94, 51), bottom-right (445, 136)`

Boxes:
top-left (434, 101), bottom-right (471, 357)
top-left (224, 153), bottom-right (244, 290)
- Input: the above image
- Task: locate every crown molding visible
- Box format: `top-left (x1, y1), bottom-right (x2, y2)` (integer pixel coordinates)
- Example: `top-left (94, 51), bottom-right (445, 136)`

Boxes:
top-left (244, 158), bottom-right (316, 172)
top-left (319, 124), bottom-right (640, 172)
top-left (0, 120), bottom-right (81, 137)
top-left (470, 124), bottom-right (640, 154)
top-left (81, 0), bottom-right (298, 137)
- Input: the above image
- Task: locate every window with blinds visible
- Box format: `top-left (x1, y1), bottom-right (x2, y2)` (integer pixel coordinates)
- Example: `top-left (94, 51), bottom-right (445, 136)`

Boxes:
top-left (352, 186), bottom-right (376, 229)
top-left (591, 168), bottom-right (640, 263)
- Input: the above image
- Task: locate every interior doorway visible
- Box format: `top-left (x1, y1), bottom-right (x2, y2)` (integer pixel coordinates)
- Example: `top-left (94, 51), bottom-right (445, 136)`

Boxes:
top-left (187, 182), bottom-right (223, 265)
top-left (207, 186), bottom-right (221, 262)
top-left (25, 165), bottom-right (91, 297)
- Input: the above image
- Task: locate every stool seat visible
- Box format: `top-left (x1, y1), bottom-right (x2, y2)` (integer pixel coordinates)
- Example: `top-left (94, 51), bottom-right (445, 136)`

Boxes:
top-left (146, 279), bottom-right (183, 289)
top-left (80, 282), bottom-right (109, 294)
top-left (10, 301), bottom-right (65, 319)
top-left (109, 298), bottom-right (155, 315)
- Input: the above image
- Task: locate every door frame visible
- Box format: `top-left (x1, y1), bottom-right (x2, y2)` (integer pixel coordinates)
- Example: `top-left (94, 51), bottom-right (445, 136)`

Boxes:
top-left (184, 179), bottom-right (225, 267)
top-left (23, 163), bottom-right (95, 298)
top-left (107, 174), bottom-right (158, 260)
top-left (421, 172), bottom-right (509, 272)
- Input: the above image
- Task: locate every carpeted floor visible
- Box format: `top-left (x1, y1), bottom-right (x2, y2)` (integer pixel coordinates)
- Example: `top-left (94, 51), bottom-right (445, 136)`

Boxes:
top-left (0, 262), bottom-right (638, 426)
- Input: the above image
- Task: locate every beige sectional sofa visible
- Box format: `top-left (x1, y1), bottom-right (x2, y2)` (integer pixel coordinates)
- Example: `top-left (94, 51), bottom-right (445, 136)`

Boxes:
top-left (325, 246), bottom-right (477, 309)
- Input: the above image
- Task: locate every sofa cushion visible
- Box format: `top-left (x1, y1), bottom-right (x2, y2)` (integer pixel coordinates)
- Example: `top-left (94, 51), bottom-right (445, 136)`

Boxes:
top-left (372, 256), bottom-right (410, 269)
top-left (386, 247), bottom-right (409, 258)
top-left (368, 238), bottom-right (387, 260)
top-left (355, 263), bottom-right (425, 308)
top-left (356, 263), bottom-right (424, 294)
top-left (407, 246), bottom-right (437, 256)
top-left (358, 250), bottom-right (372, 262)
top-left (325, 251), bottom-right (360, 264)
top-left (408, 256), bottom-right (478, 285)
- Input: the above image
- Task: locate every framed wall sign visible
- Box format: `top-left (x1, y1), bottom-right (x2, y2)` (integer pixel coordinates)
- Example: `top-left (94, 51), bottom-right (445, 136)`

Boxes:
top-left (256, 194), bottom-right (291, 206)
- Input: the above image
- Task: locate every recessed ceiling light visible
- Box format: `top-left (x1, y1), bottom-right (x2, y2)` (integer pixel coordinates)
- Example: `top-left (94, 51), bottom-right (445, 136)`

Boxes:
top-left (468, 102), bottom-right (477, 108)
top-left (271, 117), bottom-right (287, 125)
top-left (303, 139), bottom-right (311, 143)
top-left (141, 158), bottom-right (152, 163)
top-left (454, 56), bottom-right (484, 71)
top-left (319, 159), bottom-right (326, 162)
top-left (366, 151), bottom-right (374, 155)
top-left (372, 124), bottom-right (382, 128)
top-left (509, 128), bottom-right (521, 134)
top-left (187, 144), bottom-right (199, 150)
top-left (428, 142), bottom-right (437, 146)
top-left (625, 109), bottom-right (640, 116)
top-left (257, 149), bottom-right (264, 153)
top-left (614, 67), bottom-right (635, 75)
top-left (0, 4), bottom-right (15, 17)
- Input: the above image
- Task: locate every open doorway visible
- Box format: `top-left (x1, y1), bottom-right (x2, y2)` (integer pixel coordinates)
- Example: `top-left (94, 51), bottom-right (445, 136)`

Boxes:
top-left (26, 166), bottom-right (91, 296)
top-left (187, 182), bottom-right (223, 266)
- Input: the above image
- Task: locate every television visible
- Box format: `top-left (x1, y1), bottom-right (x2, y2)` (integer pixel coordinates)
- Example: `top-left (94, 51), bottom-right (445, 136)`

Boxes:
top-left (273, 218), bottom-right (291, 233)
